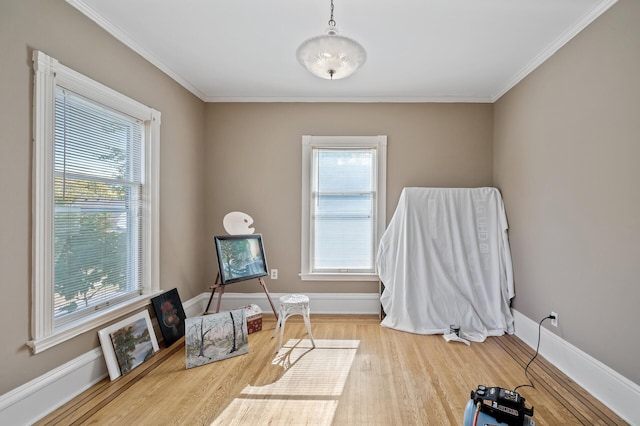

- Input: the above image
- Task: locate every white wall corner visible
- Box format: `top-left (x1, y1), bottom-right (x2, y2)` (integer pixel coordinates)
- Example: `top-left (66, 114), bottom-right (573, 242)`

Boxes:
top-left (512, 309), bottom-right (640, 425)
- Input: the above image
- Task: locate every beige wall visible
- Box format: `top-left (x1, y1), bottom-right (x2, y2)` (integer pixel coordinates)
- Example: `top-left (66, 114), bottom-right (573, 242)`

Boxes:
top-left (0, 0), bottom-right (207, 394)
top-left (204, 103), bottom-right (494, 294)
top-left (494, 0), bottom-right (640, 384)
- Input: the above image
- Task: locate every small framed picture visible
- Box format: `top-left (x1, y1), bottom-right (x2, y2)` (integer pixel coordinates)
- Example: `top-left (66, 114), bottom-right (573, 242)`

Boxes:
top-left (151, 288), bottom-right (187, 347)
top-left (213, 234), bottom-right (269, 285)
top-left (185, 309), bottom-right (248, 369)
top-left (98, 310), bottom-right (159, 381)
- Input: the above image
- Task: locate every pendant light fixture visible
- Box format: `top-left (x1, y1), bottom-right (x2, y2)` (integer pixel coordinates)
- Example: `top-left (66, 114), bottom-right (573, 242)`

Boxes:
top-left (296, 0), bottom-right (366, 80)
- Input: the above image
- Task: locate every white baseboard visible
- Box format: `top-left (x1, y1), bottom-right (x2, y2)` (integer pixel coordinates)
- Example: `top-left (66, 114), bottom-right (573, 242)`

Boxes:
top-left (0, 347), bottom-right (106, 425)
top-left (512, 309), bottom-right (640, 425)
top-left (197, 291), bottom-right (381, 315)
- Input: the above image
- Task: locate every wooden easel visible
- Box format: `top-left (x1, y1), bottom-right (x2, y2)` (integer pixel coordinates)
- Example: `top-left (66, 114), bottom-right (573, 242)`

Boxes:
top-left (204, 273), bottom-right (278, 317)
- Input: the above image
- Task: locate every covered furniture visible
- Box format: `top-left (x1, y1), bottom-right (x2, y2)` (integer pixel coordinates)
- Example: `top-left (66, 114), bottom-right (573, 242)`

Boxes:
top-left (377, 187), bottom-right (514, 341)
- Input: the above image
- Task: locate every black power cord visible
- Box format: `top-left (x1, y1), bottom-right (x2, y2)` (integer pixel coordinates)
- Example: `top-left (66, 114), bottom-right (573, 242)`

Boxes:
top-left (514, 314), bottom-right (555, 392)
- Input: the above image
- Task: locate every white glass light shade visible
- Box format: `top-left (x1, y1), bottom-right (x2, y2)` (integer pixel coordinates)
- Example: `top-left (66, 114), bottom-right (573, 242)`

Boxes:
top-left (297, 27), bottom-right (366, 80)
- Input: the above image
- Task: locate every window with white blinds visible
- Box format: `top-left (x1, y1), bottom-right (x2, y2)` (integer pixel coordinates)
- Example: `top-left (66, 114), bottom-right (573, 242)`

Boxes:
top-left (301, 136), bottom-right (387, 281)
top-left (53, 88), bottom-right (143, 326)
top-left (313, 149), bottom-right (375, 271)
top-left (30, 51), bottom-right (160, 353)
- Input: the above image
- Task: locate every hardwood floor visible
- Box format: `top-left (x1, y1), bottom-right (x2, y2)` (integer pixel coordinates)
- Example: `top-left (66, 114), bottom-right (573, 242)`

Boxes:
top-left (37, 315), bottom-right (625, 425)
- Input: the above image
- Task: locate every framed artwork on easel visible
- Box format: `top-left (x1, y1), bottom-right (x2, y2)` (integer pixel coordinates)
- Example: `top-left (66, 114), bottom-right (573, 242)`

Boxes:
top-left (205, 234), bottom-right (278, 317)
top-left (151, 288), bottom-right (186, 347)
top-left (214, 234), bottom-right (269, 284)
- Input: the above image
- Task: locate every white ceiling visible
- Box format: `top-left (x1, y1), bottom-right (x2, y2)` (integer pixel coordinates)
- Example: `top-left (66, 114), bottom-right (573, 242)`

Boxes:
top-left (67, 0), bottom-right (616, 102)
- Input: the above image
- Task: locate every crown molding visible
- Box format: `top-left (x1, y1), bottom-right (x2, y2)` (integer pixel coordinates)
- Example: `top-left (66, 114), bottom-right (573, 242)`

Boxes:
top-left (66, 0), bottom-right (207, 101)
top-left (202, 96), bottom-right (493, 103)
top-left (492, 0), bottom-right (618, 102)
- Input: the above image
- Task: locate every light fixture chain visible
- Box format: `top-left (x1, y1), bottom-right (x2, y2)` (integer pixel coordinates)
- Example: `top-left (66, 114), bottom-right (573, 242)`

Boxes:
top-left (328, 0), bottom-right (336, 26)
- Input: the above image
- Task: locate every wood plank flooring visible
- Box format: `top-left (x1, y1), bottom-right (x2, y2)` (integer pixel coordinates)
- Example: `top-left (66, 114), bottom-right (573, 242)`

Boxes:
top-left (37, 315), bottom-right (626, 425)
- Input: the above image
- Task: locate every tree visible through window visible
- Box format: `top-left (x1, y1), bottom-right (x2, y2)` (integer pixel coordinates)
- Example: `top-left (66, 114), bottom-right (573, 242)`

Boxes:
top-left (30, 50), bottom-right (160, 353)
top-left (53, 88), bottom-right (142, 325)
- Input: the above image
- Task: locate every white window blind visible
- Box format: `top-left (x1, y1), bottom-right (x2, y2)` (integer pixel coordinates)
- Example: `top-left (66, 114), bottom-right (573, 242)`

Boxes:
top-left (312, 148), bottom-right (376, 272)
top-left (53, 88), bottom-right (143, 326)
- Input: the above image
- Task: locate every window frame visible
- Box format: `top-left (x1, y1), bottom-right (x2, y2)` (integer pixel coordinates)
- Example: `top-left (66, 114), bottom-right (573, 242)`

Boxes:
top-left (28, 50), bottom-right (161, 354)
top-left (300, 135), bottom-right (387, 282)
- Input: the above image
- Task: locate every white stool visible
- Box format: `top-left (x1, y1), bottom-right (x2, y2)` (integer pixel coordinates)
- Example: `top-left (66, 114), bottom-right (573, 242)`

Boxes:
top-left (273, 294), bottom-right (316, 352)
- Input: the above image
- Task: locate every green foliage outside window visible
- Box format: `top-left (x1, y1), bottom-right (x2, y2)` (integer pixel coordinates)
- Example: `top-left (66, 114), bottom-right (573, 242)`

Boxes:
top-left (54, 211), bottom-right (127, 314)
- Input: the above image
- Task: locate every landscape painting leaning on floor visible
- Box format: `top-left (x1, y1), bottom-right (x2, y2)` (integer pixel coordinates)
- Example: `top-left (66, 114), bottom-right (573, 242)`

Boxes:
top-left (185, 309), bottom-right (248, 369)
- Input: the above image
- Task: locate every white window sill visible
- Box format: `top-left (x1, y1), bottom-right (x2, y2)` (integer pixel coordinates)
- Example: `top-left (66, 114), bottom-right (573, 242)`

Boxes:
top-left (299, 273), bottom-right (380, 282)
top-left (26, 293), bottom-right (161, 354)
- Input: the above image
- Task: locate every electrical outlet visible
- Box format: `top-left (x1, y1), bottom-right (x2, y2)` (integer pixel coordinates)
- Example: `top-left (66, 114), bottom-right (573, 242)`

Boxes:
top-left (550, 311), bottom-right (558, 327)
top-left (270, 269), bottom-right (278, 280)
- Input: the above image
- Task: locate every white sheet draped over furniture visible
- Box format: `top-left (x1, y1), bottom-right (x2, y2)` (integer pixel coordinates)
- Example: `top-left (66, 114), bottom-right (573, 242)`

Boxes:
top-left (377, 187), bottom-right (515, 341)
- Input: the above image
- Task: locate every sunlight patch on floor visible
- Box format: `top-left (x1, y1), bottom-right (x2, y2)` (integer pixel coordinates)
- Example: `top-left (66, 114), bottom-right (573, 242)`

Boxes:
top-left (211, 400), bottom-right (338, 426)
top-left (211, 339), bottom-right (360, 425)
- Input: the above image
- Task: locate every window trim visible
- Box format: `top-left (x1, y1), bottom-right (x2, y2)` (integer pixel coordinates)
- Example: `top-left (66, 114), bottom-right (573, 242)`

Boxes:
top-left (28, 50), bottom-right (161, 354)
top-left (300, 135), bottom-right (387, 282)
